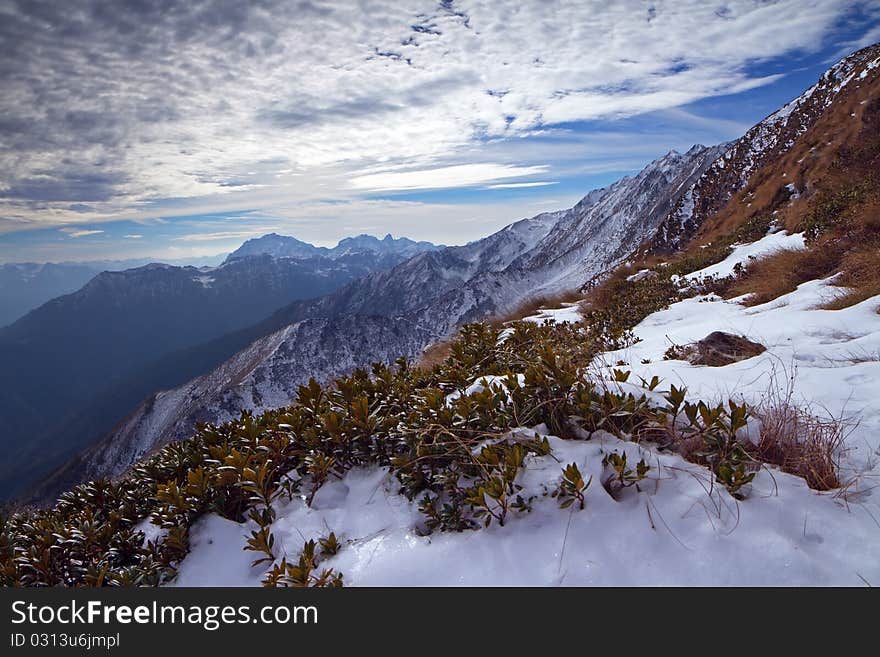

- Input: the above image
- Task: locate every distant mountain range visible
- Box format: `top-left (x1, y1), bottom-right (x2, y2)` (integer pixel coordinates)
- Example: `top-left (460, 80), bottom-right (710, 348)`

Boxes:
top-left (0, 235), bottom-right (438, 499)
top-left (227, 233), bottom-right (442, 261)
top-left (0, 254), bottom-right (226, 327)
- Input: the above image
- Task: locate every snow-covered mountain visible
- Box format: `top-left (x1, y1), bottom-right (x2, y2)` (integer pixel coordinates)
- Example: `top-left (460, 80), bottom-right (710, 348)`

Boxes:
top-left (650, 42), bottom-right (880, 253)
top-left (226, 232), bottom-right (441, 262)
top-left (41, 42), bottom-right (880, 501)
top-left (64, 145), bottom-right (719, 485)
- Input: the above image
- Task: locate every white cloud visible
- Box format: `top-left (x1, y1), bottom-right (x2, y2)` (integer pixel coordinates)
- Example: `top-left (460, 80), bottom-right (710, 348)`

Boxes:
top-left (350, 163), bottom-right (549, 191)
top-left (173, 230), bottom-right (276, 242)
top-left (0, 0), bottom-right (874, 246)
top-left (485, 181), bottom-right (557, 189)
top-left (59, 228), bottom-right (104, 238)
top-left (123, 234), bottom-right (143, 239)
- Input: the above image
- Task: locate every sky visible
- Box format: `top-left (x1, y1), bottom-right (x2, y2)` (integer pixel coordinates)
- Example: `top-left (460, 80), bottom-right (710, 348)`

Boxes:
top-left (0, 0), bottom-right (879, 264)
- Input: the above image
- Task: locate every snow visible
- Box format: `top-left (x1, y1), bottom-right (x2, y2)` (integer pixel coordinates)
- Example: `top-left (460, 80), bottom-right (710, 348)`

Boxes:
top-left (522, 302), bottom-right (582, 324)
top-left (133, 517), bottom-right (166, 546)
top-left (684, 230), bottom-right (805, 280)
top-left (858, 56), bottom-right (879, 80)
top-left (172, 514), bottom-right (260, 587)
top-left (165, 211), bottom-right (880, 588)
top-left (445, 374), bottom-right (526, 404)
top-left (175, 422), bottom-right (880, 586)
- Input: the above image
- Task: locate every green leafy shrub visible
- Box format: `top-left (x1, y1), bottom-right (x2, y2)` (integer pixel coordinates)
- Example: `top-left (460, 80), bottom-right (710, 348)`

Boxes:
top-left (552, 463), bottom-right (591, 510)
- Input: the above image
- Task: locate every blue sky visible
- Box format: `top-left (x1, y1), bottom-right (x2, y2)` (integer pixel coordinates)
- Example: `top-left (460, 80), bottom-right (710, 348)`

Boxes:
top-left (0, 0), bottom-right (879, 263)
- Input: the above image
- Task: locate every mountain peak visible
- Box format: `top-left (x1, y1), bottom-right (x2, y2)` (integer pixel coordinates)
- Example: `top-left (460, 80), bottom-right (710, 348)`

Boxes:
top-left (226, 232), bottom-right (440, 263)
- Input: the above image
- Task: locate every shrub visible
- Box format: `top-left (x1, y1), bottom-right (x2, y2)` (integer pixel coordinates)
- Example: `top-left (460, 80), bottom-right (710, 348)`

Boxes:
top-left (552, 463), bottom-right (591, 510)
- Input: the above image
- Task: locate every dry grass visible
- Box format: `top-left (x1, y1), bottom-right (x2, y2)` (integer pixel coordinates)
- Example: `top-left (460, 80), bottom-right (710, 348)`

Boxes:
top-left (754, 405), bottom-right (846, 490)
top-left (488, 289), bottom-right (582, 327)
top-left (726, 246), bottom-right (840, 306)
top-left (416, 339), bottom-right (454, 369)
top-left (821, 244), bottom-right (880, 311)
top-left (750, 367), bottom-right (854, 491)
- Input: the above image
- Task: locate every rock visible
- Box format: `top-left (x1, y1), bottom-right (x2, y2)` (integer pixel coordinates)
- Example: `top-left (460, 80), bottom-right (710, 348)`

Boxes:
top-left (676, 331), bottom-right (766, 366)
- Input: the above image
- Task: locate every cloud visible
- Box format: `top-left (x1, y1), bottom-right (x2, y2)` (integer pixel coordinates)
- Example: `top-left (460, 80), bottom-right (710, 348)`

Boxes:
top-left (173, 230), bottom-right (275, 242)
top-left (485, 181), bottom-right (557, 189)
top-left (59, 228), bottom-right (104, 238)
top-left (124, 234), bottom-right (142, 239)
top-left (350, 163), bottom-right (549, 191)
top-left (0, 0), bottom-right (875, 240)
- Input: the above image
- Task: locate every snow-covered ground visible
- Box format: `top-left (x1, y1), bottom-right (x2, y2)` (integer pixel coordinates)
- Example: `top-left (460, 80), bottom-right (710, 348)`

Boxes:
top-left (683, 230), bottom-right (805, 280)
top-left (173, 232), bottom-right (880, 587)
top-left (603, 231), bottom-right (880, 482)
top-left (522, 301), bottom-right (582, 324)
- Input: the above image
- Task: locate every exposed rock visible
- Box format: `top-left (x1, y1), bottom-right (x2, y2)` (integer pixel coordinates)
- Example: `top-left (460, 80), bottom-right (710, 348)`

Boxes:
top-left (673, 331), bottom-right (767, 367)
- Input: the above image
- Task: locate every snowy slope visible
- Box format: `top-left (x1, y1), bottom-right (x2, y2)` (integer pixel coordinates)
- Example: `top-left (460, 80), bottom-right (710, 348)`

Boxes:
top-left (173, 232), bottom-right (880, 587)
top-left (600, 232), bottom-right (880, 484)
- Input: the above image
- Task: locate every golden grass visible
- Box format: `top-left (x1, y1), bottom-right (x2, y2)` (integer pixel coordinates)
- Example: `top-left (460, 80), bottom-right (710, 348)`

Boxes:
top-left (416, 339), bottom-right (454, 370)
top-left (752, 374), bottom-right (853, 492)
top-left (821, 244), bottom-right (880, 311)
top-left (726, 246), bottom-right (840, 306)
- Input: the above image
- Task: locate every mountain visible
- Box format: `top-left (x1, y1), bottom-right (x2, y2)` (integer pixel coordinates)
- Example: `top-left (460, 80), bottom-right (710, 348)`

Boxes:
top-left (0, 236), bottom-right (437, 499)
top-left (0, 254), bottom-right (227, 327)
top-left (7, 43), bottom-right (880, 588)
top-left (649, 42), bottom-right (880, 254)
top-left (46, 44), bottom-right (880, 498)
top-left (0, 262), bottom-right (104, 327)
top-left (226, 232), bottom-right (442, 261)
top-left (54, 145), bottom-right (719, 489)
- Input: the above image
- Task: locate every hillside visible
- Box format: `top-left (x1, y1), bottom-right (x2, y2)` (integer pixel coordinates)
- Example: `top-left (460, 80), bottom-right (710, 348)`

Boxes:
top-left (1, 42), bottom-right (878, 588)
top-left (52, 43), bottom-right (880, 498)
